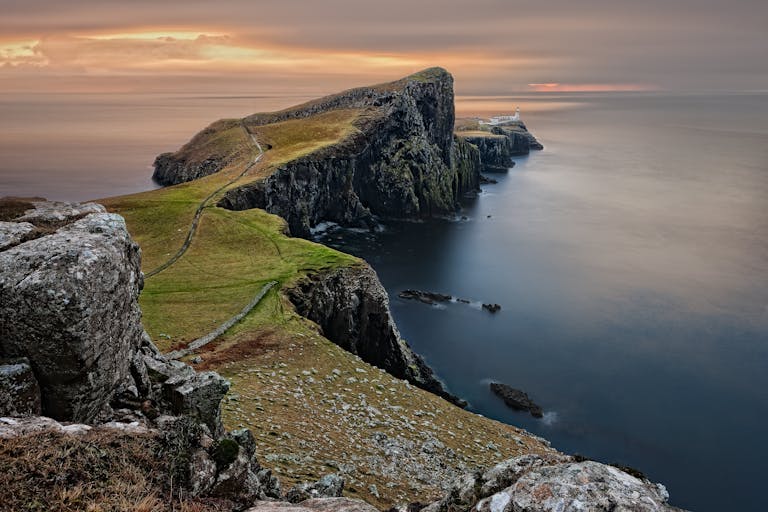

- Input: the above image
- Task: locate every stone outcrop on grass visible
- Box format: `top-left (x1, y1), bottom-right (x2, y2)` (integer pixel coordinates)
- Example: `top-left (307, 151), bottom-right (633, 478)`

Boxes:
top-left (422, 454), bottom-right (685, 512)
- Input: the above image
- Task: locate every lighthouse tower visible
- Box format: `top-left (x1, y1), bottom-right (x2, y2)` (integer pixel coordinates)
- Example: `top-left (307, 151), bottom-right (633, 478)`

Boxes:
top-left (511, 106), bottom-right (521, 122)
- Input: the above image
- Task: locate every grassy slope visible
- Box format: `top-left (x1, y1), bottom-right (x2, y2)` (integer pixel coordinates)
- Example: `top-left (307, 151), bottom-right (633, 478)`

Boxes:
top-left (101, 98), bottom-right (554, 507)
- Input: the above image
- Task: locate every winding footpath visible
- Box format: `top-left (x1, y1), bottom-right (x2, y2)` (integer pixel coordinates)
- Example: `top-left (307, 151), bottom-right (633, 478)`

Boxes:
top-left (143, 123), bottom-right (274, 358)
top-left (145, 124), bottom-right (263, 278)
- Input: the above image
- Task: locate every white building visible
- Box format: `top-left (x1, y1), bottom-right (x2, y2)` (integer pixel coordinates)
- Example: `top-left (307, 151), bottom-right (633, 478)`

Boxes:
top-left (479, 106), bottom-right (520, 126)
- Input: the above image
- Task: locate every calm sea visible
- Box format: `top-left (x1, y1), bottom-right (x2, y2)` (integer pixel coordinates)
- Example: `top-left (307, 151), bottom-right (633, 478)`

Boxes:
top-left (2, 91), bottom-right (767, 511)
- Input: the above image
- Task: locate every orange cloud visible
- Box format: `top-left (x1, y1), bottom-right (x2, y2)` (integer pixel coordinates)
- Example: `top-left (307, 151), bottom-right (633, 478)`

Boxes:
top-left (528, 83), bottom-right (657, 92)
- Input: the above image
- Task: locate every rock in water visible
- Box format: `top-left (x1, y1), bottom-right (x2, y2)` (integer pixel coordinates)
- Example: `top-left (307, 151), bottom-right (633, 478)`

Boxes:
top-left (489, 382), bottom-right (543, 418)
top-left (399, 289), bottom-right (453, 305)
top-left (0, 202), bottom-right (144, 422)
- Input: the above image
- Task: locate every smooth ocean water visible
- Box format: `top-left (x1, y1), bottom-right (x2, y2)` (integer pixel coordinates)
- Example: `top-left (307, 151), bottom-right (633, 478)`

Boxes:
top-left (2, 91), bottom-right (767, 511)
top-left (320, 93), bottom-right (768, 512)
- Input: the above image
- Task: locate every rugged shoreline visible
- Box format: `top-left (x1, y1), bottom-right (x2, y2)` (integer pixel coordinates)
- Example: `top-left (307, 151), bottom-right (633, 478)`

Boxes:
top-left (0, 68), bottom-right (686, 510)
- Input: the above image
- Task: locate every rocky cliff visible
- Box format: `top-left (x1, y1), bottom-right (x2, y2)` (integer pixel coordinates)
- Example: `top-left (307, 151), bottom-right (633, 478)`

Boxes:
top-left (287, 264), bottom-right (464, 406)
top-left (458, 134), bottom-right (515, 172)
top-left (454, 121), bottom-right (543, 173)
top-left (154, 68), bottom-right (481, 238)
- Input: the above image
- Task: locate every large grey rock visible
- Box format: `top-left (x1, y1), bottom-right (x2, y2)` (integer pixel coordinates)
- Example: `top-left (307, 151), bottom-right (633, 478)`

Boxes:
top-left (164, 370), bottom-right (229, 436)
top-left (287, 474), bottom-right (345, 503)
top-left (508, 461), bottom-right (674, 512)
top-left (0, 209), bottom-right (144, 422)
top-left (246, 498), bottom-right (379, 512)
top-left (0, 358), bottom-right (41, 417)
top-left (288, 263), bottom-right (464, 406)
top-left (424, 455), bottom-right (683, 512)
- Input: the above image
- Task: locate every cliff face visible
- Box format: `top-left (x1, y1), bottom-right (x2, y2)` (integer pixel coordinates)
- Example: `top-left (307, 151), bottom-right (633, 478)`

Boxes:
top-left (459, 134), bottom-right (515, 171)
top-left (151, 68), bottom-right (479, 238)
top-left (287, 264), bottom-right (465, 406)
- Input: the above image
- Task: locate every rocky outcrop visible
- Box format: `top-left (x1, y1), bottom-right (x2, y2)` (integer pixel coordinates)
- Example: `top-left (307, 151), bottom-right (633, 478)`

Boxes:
top-left (0, 200), bottom-right (279, 505)
top-left (422, 454), bottom-right (684, 512)
top-left (490, 383), bottom-right (543, 418)
top-left (491, 124), bottom-right (544, 153)
top-left (0, 201), bottom-right (144, 422)
top-left (202, 68), bottom-right (482, 237)
top-left (287, 264), bottom-right (465, 407)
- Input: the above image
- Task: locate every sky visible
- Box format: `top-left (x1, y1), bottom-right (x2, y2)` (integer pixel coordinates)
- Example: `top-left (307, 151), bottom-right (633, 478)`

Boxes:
top-left (1, 0), bottom-right (767, 95)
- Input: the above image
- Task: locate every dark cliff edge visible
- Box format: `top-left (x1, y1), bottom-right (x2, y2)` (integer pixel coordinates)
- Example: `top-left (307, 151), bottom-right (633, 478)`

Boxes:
top-left (287, 263), bottom-right (466, 407)
top-left (152, 118), bottom-right (250, 186)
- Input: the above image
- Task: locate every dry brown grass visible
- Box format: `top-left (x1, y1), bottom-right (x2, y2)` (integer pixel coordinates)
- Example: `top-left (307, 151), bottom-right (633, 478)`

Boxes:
top-left (0, 429), bottom-right (234, 512)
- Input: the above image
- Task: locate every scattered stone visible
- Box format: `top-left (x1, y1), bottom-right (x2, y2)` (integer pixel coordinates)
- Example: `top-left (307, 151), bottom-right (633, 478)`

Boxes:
top-left (489, 382), bottom-right (543, 418)
top-left (246, 498), bottom-right (378, 512)
top-left (287, 474), bottom-right (345, 503)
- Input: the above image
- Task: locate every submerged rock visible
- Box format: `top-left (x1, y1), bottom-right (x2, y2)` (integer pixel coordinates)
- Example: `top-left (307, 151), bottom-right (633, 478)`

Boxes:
top-left (489, 382), bottom-right (543, 418)
top-left (399, 289), bottom-right (453, 305)
top-left (482, 303), bottom-right (501, 313)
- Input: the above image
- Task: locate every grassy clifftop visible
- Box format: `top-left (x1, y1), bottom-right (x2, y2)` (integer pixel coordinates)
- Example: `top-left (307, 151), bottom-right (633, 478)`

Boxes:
top-left (101, 69), bottom-right (554, 507)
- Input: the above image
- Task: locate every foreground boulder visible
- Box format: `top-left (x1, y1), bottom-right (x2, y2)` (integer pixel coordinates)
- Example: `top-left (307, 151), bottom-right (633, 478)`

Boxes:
top-left (423, 454), bottom-right (684, 512)
top-left (0, 201), bottom-right (144, 422)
